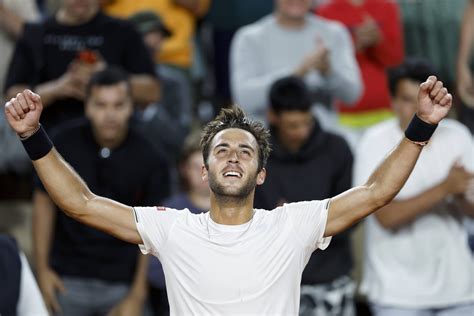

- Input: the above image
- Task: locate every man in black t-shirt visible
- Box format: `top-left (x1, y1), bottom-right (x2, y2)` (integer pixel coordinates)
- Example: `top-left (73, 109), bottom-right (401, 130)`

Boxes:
top-left (4, 0), bottom-right (159, 131)
top-left (254, 77), bottom-right (356, 316)
top-left (32, 67), bottom-right (170, 315)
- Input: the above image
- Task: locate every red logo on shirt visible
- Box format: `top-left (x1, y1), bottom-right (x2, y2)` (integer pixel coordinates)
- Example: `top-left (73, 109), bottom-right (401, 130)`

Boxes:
top-left (155, 206), bottom-right (167, 211)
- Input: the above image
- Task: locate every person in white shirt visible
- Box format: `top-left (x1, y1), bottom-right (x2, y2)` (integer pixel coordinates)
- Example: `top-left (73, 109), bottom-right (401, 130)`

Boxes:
top-left (354, 59), bottom-right (474, 316)
top-left (4, 72), bottom-right (453, 314)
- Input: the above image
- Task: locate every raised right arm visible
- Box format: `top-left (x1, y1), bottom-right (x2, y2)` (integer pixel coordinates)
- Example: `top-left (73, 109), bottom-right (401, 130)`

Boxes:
top-left (5, 89), bottom-right (142, 245)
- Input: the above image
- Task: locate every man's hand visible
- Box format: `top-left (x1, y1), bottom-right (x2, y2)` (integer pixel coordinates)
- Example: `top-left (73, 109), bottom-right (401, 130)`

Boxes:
top-left (416, 76), bottom-right (452, 125)
top-left (296, 44), bottom-right (330, 77)
top-left (52, 56), bottom-right (106, 101)
top-left (442, 162), bottom-right (474, 196)
top-left (354, 15), bottom-right (381, 51)
top-left (37, 267), bottom-right (66, 315)
top-left (4, 89), bottom-right (43, 137)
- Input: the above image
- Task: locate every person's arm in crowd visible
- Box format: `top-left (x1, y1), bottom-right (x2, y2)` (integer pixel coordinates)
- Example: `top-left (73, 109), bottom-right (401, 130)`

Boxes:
top-left (107, 254), bottom-right (149, 316)
top-left (324, 76), bottom-right (452, 237)
top-left (456, 0), bottom-right (474, 107)
top-left (33, 189), bottom-right (66, 315)
top-left (364, 3), bottom-right (404, 67)
top-left (16, 252), bottom-right (49, 316)
top-left (173, 0), bottom-right (210, 16)
top-left (0, 0), bottom-right (38, 39)
top-left (372, 163), bottom-right (473, 230)
top-left (5, 90), bottom-right (142, 245)
top-left (6, 62), bottom-right (159, 109)
top-left (6, 60), bottom-right (97, 108)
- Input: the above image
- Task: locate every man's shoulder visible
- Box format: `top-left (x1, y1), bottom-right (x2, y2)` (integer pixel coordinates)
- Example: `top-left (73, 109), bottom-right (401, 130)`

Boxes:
top-left (308, 14), bottom-right (347, 34)
top-left (95, 12), bottom-right (135, 30)
top-left (233, 14), bottom-right (275, 40)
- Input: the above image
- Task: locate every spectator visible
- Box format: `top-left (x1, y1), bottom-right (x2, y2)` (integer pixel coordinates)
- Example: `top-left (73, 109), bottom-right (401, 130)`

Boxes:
top-left (230, 0), bottom-right (362, 129)
top-left (4, 0), bottom-right (159, 131)
top-left (254, 76), bottom-right (355, 316)
top-left (102, 0), bottom-right (210, 71)
top-left (456, 0), bottom-right (474, 133)
top-left (354, 59), bottom-right (474, 315)
top-left (147, 131), bottom-right (210, 315)
top-left (33, 67), bottom-right (171, 315)
top-left (0, 235), bottom-right (48, 315)
top-left (317, 0), bottom-right (404, 149)
top-left (129, 10), bottom-right (193, 163)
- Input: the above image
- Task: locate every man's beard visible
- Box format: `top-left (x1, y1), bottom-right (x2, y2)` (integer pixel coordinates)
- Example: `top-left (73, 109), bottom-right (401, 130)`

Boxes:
top-left (208, 170), bottom-right (257, 203)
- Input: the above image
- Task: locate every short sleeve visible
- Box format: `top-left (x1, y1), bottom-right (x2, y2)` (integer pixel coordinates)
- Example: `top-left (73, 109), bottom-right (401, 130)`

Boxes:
top-left (285, 200), bottom-right (332, 252)
top-left (133, 207), bottom-right (186, 256)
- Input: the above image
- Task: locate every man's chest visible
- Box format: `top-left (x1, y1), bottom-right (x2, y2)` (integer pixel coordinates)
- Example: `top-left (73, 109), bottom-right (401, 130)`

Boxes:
top-left (160, 224), bottom-right (302, 302)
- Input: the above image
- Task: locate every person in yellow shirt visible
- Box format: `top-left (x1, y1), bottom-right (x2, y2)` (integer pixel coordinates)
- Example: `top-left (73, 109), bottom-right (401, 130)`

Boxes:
top-left (101, 0), bottom-right (210, 69)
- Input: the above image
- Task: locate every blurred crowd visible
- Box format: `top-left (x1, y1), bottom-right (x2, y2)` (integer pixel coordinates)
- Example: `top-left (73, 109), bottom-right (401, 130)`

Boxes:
top-left (0, 0), bottom-right (473, 315)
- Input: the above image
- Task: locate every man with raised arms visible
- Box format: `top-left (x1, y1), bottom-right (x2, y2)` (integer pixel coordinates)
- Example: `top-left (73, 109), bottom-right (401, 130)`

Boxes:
top-left (4, 75), bottom-right (452, 314)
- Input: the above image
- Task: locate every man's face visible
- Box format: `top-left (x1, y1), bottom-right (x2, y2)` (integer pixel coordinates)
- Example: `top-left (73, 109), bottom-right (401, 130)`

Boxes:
top-left (275, 0), bottom-right (312, 20)
top-left (85, 82), bottom-right (133, 144)
top-left (203, 128), bottom-right (266, 199)
top-left (62, 0), bottom-right (98, 21)
top-left (391, 79), bottom-right (420, 130)
top-left (271, 110), bottom-right (313, 152)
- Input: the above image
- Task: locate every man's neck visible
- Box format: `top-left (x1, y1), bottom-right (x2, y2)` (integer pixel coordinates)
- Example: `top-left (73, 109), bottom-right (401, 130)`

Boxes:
top-left (209, 193), bottom-right (255, 225)
top-left (275, 12), bottom-right (306, 29)
top-left (93, 127), bottom-right (128, 150)
top-left (188, 190), bottom-right (210, 211)
top-left (56, 7), bottom-right (98, 26)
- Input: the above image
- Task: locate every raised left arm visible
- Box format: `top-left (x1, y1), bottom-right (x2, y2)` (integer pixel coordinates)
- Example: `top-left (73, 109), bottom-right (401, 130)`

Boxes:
top-left (324, 76), bottom-right (452, 237)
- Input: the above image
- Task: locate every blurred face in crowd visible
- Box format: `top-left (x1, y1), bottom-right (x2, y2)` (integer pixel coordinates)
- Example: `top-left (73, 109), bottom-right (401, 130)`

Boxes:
top-left (143, 30), bottom-right (165, 55)
top-left (275, 0), bottom-right (312, 21)
top-left (391, 78), bottom-right (420, 130)
top-left (182, 152), bottom-right (210, 196)
top-left (61, 0), bottom-right (99, 23)
top-left (270, 110), bottom-right (314, 153)
top-left (85, 82), bottom-right (133, 147)
top-left (203, 129), bottom-right (266, 200)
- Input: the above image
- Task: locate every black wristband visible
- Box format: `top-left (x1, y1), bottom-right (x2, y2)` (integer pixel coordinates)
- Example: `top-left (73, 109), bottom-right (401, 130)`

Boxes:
top-left (404, 114), bottom-right (437, 144)
top-left (20, 125), bottom-right (53, 160)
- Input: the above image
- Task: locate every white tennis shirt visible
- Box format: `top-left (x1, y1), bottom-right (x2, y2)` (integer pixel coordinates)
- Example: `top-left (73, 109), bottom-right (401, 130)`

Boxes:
top-left (134, 200), bottom-right (332, 315)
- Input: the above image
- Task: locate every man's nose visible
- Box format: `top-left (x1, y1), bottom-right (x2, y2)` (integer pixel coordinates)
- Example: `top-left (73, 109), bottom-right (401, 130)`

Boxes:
top-left (228, 150), bottom-right (239, 162)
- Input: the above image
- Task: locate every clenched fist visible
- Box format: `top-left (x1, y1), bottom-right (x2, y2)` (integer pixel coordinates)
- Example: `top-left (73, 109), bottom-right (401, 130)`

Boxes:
top-left (4, 89), bottom-right (43, 138)
top-left (417, 76), bottom-right (453, 125)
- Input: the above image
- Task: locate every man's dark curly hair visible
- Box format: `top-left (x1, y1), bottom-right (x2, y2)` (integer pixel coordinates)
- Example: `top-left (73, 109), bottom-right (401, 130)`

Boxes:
top-left (200, 105), bottom-right (271, 171)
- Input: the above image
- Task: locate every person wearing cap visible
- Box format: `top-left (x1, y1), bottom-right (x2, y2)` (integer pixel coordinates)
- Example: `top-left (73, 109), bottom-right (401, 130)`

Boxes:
top-left (102, 0), bottom-right (210, 70)
top-left (130, 10), bottom-right (193, 163)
